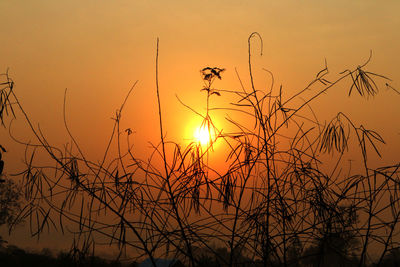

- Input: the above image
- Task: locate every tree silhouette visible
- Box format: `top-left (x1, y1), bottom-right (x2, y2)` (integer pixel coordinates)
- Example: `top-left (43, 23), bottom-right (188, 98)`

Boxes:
top-left (0, 177), bottom-right (22, 246)
top-left (302, 205), bottom-right (359, 266)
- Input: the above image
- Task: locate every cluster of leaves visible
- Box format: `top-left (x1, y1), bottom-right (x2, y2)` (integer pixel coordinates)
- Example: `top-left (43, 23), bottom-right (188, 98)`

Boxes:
top-left (200, 67), bottom-right (225, 97)
top-left (0, 179), bottom-right (21, 226)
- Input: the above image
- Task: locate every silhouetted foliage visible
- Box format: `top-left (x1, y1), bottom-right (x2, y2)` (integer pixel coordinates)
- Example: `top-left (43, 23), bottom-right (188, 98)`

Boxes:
top-left (0, 245), bottom-right (122, 267)
top-left (377, 247), bottom-right (400, 267)
top-left (1, 33), bottom-right (400, 266)
top-left (0, 178), bottom-right (21, 226)
top-left (0, 177), bottom-right (22, 245)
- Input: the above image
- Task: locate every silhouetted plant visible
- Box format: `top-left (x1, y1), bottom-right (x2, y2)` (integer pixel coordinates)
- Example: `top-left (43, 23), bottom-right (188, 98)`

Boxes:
top-left (0, 178), bottom-right (21, 226)
top-left (0, 71), bottom-right (15, 126)
top-left (1, 32), bottom-right (400, 267)
top-left (0, 244), bottom-right (122, 267)
top-left (0, 176), bottom-right (22, 246)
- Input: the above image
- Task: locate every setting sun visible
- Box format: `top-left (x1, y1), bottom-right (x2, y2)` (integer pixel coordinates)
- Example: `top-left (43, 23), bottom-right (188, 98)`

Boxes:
top-left (194, 124), bottom-right (213, 146)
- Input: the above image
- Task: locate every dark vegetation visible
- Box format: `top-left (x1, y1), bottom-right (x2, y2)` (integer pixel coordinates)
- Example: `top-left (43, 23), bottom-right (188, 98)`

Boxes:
top-left (0, 245), bottom-right (122, 267)
top-left (1, 33), bottom-right (400, 266)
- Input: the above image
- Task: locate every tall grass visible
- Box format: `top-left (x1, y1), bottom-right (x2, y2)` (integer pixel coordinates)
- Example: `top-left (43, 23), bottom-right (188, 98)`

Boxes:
top-left (1, 33), bottom-right (400, 266)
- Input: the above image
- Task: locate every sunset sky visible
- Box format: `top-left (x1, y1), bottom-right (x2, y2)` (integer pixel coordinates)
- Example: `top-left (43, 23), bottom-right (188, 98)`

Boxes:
top-left (1, 0), bottom-right (399, 254)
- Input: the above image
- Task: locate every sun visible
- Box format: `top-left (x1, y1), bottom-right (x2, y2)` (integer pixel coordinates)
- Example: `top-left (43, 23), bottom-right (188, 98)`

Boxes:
top-left (194, 125), bottom-right (209, 145)
top-left (194, 124), bottom-right (215, 146)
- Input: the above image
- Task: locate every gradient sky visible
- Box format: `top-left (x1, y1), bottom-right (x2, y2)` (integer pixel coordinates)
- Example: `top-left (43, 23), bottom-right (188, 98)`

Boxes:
top-left (0, 0), bottom-right (399, 253)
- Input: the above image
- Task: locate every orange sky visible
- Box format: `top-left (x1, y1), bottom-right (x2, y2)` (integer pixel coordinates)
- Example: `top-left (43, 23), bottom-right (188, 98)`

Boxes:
top-left (1, 0), bottom-right (399, 253)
